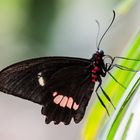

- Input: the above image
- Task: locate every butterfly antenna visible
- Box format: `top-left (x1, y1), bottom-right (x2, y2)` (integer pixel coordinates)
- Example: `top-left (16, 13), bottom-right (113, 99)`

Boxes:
top-left (97, 10), bottom-right (116, 50)
top-left (95, 20), bottom-right (100, 50)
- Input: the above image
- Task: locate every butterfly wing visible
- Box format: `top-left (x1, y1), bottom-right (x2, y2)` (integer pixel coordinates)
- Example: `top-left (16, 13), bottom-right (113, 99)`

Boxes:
top-left (0, 57), bottom-right (90, 104)
top-left (41, 66), bottom-right (94, 124)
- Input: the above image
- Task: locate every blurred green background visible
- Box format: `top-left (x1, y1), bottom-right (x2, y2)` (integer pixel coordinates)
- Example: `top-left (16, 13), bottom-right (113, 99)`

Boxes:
top-left (0, 0), bottom-right (139, 140)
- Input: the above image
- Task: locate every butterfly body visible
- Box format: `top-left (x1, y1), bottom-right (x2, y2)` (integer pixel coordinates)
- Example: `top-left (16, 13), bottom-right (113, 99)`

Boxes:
top-left (91, 50), bottom-right (107, 83)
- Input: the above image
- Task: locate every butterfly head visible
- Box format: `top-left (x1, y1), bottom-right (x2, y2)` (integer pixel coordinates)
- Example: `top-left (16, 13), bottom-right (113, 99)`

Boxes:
top-left (91, 49), bottom-right (105, 62)
top-left (97, 49), bottom-right (104, 56)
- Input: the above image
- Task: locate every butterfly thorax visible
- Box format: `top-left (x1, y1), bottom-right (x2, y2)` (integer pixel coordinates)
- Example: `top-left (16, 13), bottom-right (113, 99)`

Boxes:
top-left (90, 50), bottom-right (106, 83)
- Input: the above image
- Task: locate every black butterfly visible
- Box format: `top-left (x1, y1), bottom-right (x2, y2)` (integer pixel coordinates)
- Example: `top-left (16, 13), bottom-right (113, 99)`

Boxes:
top-left (0, 11), bottom-right (138, 125)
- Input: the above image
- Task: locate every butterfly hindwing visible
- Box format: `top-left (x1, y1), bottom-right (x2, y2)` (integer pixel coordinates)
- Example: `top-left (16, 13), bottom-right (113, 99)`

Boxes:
top-left (74, 79), bottom-right (94, 123)
top-left (41, 66), bottom-right (94, 124)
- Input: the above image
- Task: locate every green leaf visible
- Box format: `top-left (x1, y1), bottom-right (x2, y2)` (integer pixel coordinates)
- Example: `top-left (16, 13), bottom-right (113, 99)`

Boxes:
top-left (103, 72), bottom-right (140, 140)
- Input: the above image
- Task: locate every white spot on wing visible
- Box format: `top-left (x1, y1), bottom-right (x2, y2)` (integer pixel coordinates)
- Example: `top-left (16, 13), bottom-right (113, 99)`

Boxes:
top-left (37, 72), bottom-right (45, 86)
top-left (39, 77), bottom-right (45, 86)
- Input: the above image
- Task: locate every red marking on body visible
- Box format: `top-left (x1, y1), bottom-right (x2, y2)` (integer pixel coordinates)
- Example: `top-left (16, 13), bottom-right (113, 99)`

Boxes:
top-left (96, 61), bottom-right (99, 64)
top-left (92, 75), bottom-right (97, 78)
top-left (94, 67), bottom-right (100, 71)
top-left (92, 69), bottom-right (96, 73)
top-left (92, 67), bottom-right (100, 73)
top-left (92, 79), bottom-right (96, 83)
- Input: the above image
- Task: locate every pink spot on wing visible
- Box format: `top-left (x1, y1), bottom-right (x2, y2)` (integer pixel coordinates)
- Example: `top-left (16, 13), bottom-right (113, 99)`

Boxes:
top-left (53, 92), bottom-right (58, 97)
top-left (73, 102), bottom-right (79, 110)
top-left (53, 95), bottom-right (63, 104)
top-left (60, 96), bottom-right (68, 107)
top-left (67, 97), bottom-right (73, 109)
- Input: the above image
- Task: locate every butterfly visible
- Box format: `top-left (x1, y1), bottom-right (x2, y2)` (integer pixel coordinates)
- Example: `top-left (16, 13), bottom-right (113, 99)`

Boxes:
top-left (0, 11), bottom-right (137, 125)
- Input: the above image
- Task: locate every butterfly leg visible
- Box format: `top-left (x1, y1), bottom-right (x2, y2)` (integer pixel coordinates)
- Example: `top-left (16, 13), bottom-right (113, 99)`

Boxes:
top-left (107, 56), bottom-right (140, 72)
top-left (100, 86), bottom-right (116, 110)
top-left (95, 78), bottom-right (110, 116)
top-left (113, 56), bottom-right (140, 61)
top-left (113, 64), bottom-right (139, 72)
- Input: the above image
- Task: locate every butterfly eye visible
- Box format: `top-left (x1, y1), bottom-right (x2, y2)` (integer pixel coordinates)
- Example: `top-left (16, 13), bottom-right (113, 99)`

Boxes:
top-left (98, 50), bottom-right (104, 56)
